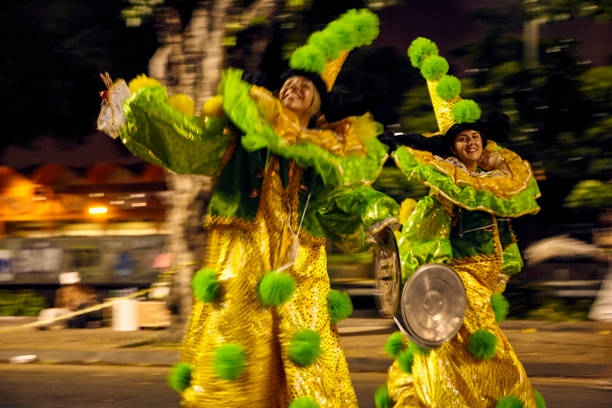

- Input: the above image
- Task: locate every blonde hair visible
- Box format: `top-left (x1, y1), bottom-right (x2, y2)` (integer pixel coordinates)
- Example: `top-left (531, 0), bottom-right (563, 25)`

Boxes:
top-left (304, 87), bottom-right (321, 120)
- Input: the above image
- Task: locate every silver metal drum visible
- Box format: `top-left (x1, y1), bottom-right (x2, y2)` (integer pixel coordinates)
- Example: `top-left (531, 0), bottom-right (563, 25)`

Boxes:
top-left (372, 228), bottom-right (402, 318)
top-left (395, 264), bottom-right (466, 349)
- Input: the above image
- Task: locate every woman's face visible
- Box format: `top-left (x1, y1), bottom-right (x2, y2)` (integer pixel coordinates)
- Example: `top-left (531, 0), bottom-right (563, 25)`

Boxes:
top-left (452, 129), bottom-right (483, 168)
top-left (279, 76), bottom-right (316, 116)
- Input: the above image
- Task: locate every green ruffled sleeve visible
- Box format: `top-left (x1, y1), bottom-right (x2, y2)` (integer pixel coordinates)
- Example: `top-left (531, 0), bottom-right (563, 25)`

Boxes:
top-left (317, 185), bottom-right (399, 253)
top-left (501, 242), bottom-right (523, 275)
top-left (398, 196), bottom-right (453, 282)
top-left (120, 86), bottom-right (232, 176)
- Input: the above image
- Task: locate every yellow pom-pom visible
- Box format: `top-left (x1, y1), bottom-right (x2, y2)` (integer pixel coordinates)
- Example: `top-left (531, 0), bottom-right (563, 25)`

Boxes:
top-left (168, 94), bottom-right (195, 116)
top-left (128, 74), bottom-right (162, 94)
top-left (399, 198), bottom-right (417, 224)
top-left (201, 95), bottom-right (225, 118)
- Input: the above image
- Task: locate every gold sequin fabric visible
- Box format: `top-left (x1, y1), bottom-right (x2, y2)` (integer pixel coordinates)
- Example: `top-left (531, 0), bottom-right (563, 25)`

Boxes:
top-left (387, 219), bottom-right (537, 407)
top-left (181, 157), bottom-right (357, 408)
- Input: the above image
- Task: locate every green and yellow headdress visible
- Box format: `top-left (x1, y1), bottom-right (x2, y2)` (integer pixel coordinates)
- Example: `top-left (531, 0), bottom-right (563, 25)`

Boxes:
top-left (407, 37), bottom-right (482, 135)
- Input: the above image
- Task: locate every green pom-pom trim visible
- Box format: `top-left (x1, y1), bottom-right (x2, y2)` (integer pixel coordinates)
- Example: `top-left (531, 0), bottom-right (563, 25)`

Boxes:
top-left (308, 31), bottom-right (343, 60)
top-left (407, 37), bottom-right (439, 68)
top-left (327, 20), bottom-right (358, 51)
top-left (534, 389), bottom-right (546, 408)
top-left (420, 55), bottom-right (449, 81)
top-left (191, 268), bottom-right (220, 303)
top-left (491, 293), bottom-right (510, 322)
top-left (409, 342), bottom-right (431, 356)
top-left (384, 331), bottom-right (405, 358)
top-left (213, 343), bottom-right (246, 380)
top-left (167, 362), bottom-right (191, 393)
top-left (289, 328), bottom-right (322, 366)
top-left (327, 289), bottom-right (353, 325)
top-left (289, 396), bottom-right (320, 408)
top-left (289, 45), bottom-right (327, 75)
top-left (258, 270), bottom-right (296, 306)
top-left (397, 348), bottom-right (415, 373)
top-left (452, 99), bottom-right (482, 123)
top-left (496, 395), bottom-right (524, 408)
top-left (436, 75), bottom-right (461, 100)
top-left (341, 9), bottom-right (380, 47)
top-left (374, 384), bottom-right (393, 408)
top-left (468, 329), bottom-right (498, 360)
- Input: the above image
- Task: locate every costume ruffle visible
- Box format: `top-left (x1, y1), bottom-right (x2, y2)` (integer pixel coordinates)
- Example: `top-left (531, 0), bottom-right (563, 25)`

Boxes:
top-left (220, 68), bottom-right (387, 187)
top-left (392, 144), bottom-right (541, 217)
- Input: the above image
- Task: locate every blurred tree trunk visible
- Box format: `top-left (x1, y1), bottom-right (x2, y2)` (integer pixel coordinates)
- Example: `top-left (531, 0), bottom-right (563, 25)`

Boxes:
top-left (147, 0), bottom-right (283, 341)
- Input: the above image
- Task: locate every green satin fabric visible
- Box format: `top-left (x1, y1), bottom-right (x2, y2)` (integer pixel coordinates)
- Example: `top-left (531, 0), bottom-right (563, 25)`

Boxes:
top-left (317, 185), bottom-right (399, 253)
top-left (397, 196), bottom-right (453, 282)
top-left (393, 147), bottom-right (541, 217)
top-left (121, 86), bottom-right (232, 176)
top-left (501, 242), bottom-right (523, 276)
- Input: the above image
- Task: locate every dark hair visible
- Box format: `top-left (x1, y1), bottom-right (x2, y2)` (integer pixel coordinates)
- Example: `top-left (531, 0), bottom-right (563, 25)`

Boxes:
top-left (443, 112), bottom-right (510, 153)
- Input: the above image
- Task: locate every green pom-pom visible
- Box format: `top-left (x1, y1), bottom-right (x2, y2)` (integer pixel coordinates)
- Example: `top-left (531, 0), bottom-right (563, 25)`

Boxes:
top-left (468, 329), bottom-right (498, 360)
top-left (407, 37), bottom-right (439, 68)
top-left (436, 75), bottom-right (461, 100)
top-left (289, 396), bottom-right (320, 408)
top-left (213, 343), bottom-right (246, 380)
top-left (289, 329), bottom-right (322, 366)
top-left (384, 331), bottom-right (405, 358)
top-left (327, 20), bottom-right (358, 51)
top-left (167, 362), bottom-right (191, 393)
top-left (340, 9), bottom-right (380, 47)
top-left (289, 44), bottom-right (327, 75)
top-left (374, 384), bottom-right (393, 408)
top-left (452, 99), bottom-right (482, 123)
top-left (308, 31), bottom-right (343, 60)
top-left (397, 348), bottom-right (415, 373)
top-left (420, 55), bottom-right (449, 81)
top-left (191, 268), bottom-right (220, 303)
top-left (327, 289), bottom-right (353, 325)
top-left (409, 342), bottom-right (431, 356)
top-left (534, 389), bottom-right (546, 408)
top-left (496, 395), bottom-right (524, 408)
top-left (491, 293), bottom-right (510, 322)
top-left (258, 270), bottom-right (296, 306)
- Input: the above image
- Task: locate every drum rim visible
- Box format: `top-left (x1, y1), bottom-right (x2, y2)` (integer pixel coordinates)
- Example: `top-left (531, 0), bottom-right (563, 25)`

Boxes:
top-left (373, 228), bottom-right (402, 318)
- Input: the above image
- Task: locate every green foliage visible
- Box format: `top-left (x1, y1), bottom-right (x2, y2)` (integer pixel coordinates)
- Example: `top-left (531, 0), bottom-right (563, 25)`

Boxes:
top-left (289, 329), bottom-right (322, 366)
top-left (452, 99), bottom-right (482, 123)
top-left (495, 395), bottom-right (524, 408)
top-left (420, 56), bottom-right (449, 81)
top-left (534, 388), bottom-right (546, 408)
top-left (397, 347), bottom-right (415, 373)
top-left (407, 37), bottom-right (439, 68)
top-left (289, 44), bottom-right (327, 74)
top-left (0, 290), bottom-right (47, 316)
top-left (526, 298), bottom-right (592, 321)
top-left (436, 75), bottom-right (461, 100)
top-left (191, 268), bottom-right (220, 303)
top-left (467, 329), bottom-right (498, 360)
top-left (213, 343), bottom-right (246, 381)
top-left (491, 293), bottom-right (510, 322)
top-left (167, 362), bottom-right (191, 393)
top-left (384, 331), bottom-right (405, 358)
top-left (374, 384), bottom-right (393, 408)
top-left (327, 289), bottom-right (353, 325)
top-left (565, 180), bottom-right (612, 208)
top-left (258, 271), bottom-right (296, 306)
top-left (289, 396), bottom-right (319, 408)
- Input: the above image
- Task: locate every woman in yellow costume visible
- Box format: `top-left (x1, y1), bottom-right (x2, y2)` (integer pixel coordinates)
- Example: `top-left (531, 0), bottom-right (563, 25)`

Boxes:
top-left (98, 9), bottom-right (398, 408)
top-left (374, 38), bottom-right (546, 408)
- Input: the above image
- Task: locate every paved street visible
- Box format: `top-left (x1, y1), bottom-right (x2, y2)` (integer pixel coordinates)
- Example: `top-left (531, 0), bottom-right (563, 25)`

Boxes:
top-left (0, 364), bottom-right (611, 408)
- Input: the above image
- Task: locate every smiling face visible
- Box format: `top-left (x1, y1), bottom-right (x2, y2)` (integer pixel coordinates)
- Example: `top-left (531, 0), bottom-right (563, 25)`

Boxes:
top-left (451, 129), bottom-right (483, 172)
top-left (279, 76), bottom-right (317, 117)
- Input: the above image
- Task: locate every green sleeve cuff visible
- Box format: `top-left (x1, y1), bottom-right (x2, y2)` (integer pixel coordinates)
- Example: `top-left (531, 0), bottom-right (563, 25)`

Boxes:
top-left (501, 242), bottom-right (523, 275)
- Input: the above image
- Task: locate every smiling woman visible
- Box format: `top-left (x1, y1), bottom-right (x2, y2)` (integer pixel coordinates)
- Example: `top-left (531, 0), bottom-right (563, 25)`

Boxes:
top-left (278, 76), bottom-right (321, 127)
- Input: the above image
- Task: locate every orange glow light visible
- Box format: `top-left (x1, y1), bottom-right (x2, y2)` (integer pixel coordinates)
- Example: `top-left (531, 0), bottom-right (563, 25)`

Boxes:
top-left (88, 206), bottom-right (108, 215)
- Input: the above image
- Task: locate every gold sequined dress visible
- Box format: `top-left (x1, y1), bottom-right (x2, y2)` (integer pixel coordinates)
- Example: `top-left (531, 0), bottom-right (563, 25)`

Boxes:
top-left (113, 69), bottom-right (398, 407)
top-left (386, 143), bottom-right (542, 407)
